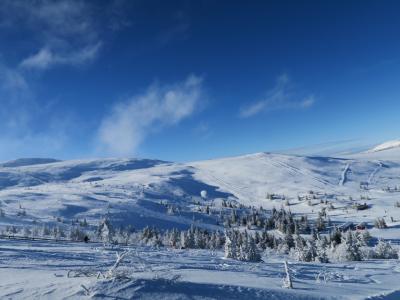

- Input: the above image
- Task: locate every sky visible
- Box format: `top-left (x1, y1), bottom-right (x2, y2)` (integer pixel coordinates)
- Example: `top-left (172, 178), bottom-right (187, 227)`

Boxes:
top-left (0, 0), bottom-right (399, 162)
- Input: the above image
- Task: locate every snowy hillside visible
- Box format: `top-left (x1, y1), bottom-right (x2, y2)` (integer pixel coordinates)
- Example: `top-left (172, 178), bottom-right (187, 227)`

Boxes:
top-left (367, 140), bottom-right (400, 153)
top-left (0, 145), bottom-right (400, 299)
top-left (346, 140), bottom-right (400, 161)
top-left (0, 149), bottom-right (399, 233)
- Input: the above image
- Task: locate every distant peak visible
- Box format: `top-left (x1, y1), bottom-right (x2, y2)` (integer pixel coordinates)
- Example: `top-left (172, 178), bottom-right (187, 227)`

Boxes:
top-left (366, 140), bottom-right (400, 153)
top-left (0, 158), bottom-right (60, 168)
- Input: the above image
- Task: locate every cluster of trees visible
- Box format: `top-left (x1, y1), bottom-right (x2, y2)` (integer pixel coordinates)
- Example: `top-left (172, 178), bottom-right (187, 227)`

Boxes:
top-left (139, 225), bottom-right (225, 250)
top-left (382, 186), bottom-right (400, 193)
top-left (224, 230), bottom-right (261, 262)
top-left (1, 212), bottom-right (398, 265)
top-left (2, 224), bottom-right (74, 240)
top-left (223, 207), bottom-right (328, 235)
top-left (223, 226), bottom-right (399, 263)
top-left (290, 228), bottom-right (398, 262)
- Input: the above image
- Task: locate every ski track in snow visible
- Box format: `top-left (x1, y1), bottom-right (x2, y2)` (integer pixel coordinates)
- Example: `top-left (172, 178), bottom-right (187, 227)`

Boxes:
top-left (268, 156), bottom-right (336, 189)
top-left (368, 162), bottom-right (383, 185)
top-left (339, 163), bottom-right (350, 186)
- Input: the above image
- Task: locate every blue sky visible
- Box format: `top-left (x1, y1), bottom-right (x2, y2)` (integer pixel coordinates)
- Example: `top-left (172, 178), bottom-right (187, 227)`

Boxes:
top-left (0, 0), bottom-right (399, 162)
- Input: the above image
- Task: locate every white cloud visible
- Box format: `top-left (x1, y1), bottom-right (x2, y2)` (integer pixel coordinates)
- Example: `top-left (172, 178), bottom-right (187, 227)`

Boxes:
top-left (98, 75), bottom-right (204, 156)
top-left (0, 0), bottom-right (102, 71)
top-left (20, 48), bottom-right (53, 70)
top-left (0, 0), bottom-right (96, 38)
top-left (300, 96), bottom-right (315, 108)
top-left (240, 74), bottom-right (315, 118)
top-left (20, 43), bottom-right (101, 70)
top-left (0, 1), bottom-right (129, 160)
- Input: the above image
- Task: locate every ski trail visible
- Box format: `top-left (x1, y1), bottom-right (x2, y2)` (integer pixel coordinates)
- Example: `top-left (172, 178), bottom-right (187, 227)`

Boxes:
top-left (266, 156), bottom-right (336, 189)
top-left (339, 163), bottom-right (350, 186)
top-left (194, 169), bottom-right (248, 201)
top-left (368, 161), bottom-right (383, 185)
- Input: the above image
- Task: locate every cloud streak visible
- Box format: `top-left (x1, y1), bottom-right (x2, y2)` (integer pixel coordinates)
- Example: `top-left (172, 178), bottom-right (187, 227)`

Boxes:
top-left (20, 43), bottom-right (102, 70)
top-left (239, 74), bottom-right (315, 118)
top-left (0, 0), bottom-right (102, 71)
top-left (98, 75), bottom-right (204, 156)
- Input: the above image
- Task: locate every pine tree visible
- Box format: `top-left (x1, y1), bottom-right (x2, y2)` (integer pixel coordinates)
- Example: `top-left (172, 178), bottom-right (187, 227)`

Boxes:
top-left (374, 239), bottom-right (398, 259)
top-left (23, 226), bottom-right (31, 237)
top-left (298, 239), bottom-right (317, 262)
top-left (168, 228), bottom-right (180, 248)
top-left (245, 236), bottom-right (261, 262)
top-left (333, 231), bottom-right (362, 262)
top-left (224, 230), bottom-right (237, 259)
top-left (315, 235), bottom-right (329, 263)
top-left (284, 231), bottom-right (295, 249)
top-left (98, 218), bottom-right (113, 244)
top-left (181, 228), bottom-right (195, 249)
top-left (291, 234), bottom-right (310, 261)
top-left (41, 225), bottom-right (50, 237)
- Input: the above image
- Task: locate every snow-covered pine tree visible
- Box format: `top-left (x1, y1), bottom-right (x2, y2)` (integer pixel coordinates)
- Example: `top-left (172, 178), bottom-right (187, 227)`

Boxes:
top-left (168, 228), bottom-right (180, 248)
top-left (41, 225), bottom-right (50, 237)
top-left (23, 226), bottom-right (31, 237)
top-left (181, 228), bottom-right (195, 249)
top-left (291, 234), bottom-right (306, 261)
top-left (238, 230), bottom-right (249, 260)
top-left (194, 227), bottom-right (207, 249)
top-left (332, 231), bottom-right (362, 262)
top-left (245, 236), bottom-right (261, 262)
top-left (284, 230), bottom-right (295, 249)
top-left (224, 230), bottom-right (237, 259)
top-left (374, 239), bottom-right (398, 259)
top-left (315, 234), bottom-right (329, 263)
top-left (303, 239), bottom-right (317, 262)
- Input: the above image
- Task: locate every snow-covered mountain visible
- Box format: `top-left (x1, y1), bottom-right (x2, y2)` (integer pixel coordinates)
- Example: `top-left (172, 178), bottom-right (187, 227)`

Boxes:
top-left (367, 140), bottom-right (400, 153)
top-left (0, 142), bottom-right (399, 234)
top-left (0, 158), bottom-right (60, 168)
top-left (1, 142), bottom-right (400, 299)
top-left (345, 140), bottom-right (400, 161)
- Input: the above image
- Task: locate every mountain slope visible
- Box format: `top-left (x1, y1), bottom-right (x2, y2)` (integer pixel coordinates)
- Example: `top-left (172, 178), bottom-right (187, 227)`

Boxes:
top-left (0, 144), bottom-right (399, 237)
top-left (0, 158), bottom-right (61, 168)
top-left (345, 140), bottom-right (400, 161)
top-left (367, 140), bottom-right (400, 153)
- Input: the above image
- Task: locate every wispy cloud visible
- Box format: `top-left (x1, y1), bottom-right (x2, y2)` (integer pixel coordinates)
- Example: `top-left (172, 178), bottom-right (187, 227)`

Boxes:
top-left (97, 75), bottom-right (204, 156)
top-left (0, 0), bottom-right (102, 71)
top-left (0, 1), bottom-right (132, 159)
top-left (239, 74), bottom-right (315, 118)
top-left (20, 43), bottom-right (102, 70)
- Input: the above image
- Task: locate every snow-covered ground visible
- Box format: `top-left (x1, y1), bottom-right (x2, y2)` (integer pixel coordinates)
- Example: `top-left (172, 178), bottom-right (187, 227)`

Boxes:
top-left (0, 140), bottom-right (399, 299)
top-left (0, 239), bottom-right (399, 300)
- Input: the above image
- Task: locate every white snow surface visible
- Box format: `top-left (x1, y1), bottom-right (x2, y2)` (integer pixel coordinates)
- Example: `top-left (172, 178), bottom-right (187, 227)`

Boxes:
top-left (0, 143), bottom-right (400, 299)
top-left (367, 140), bottom-right (400, 153)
